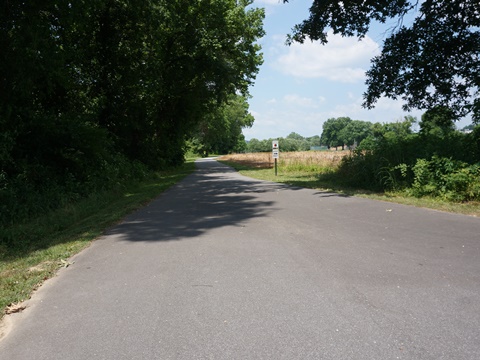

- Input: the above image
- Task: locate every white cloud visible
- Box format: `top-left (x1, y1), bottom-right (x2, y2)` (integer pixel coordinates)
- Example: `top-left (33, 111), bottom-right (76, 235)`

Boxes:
top-left (244, 106), bottom-right (328, 140)
top-left (254, 0), bottom-right (282, 5)
top-left (331, 95), bottom-right (424, 123)
top-left (283, 94), bottom-right (315, 107)
top-left (274, 32), bottom-right (380, 83)
top-left (282, 94), bottom-right (325, 108)
top-left (252, 0), bottom-right (283, 16)
top-left (249, 110), bottom-right (261, 118)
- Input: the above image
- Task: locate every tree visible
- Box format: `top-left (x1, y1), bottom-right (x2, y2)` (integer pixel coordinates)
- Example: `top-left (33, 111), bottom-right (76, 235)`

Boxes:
top-left (320, 117), bottom-right (352, 149)
top-left (338, 120), bottom-right (373, 147)
top-left (286, 132), bottom-right (305, 141)
top-left (419, 106), bottom-right (456, 138)
top-left (283, 133), bottom-right (314, 151)
top-left (132, 0), bottom-right (265, 166)
top-left (1, 0), bottom-right (265, 171)
top-left (0, 0), bottom-right (265, 226)
top-left (285, 0), bottom-right (480, 123)
top-left (246, 138), bottom-right (271, 152)
top-left (306, 135), bottom-right (321, 147)
top-left (382, 116), bottom-right (417, 139)
top-left (462, 124), bottom-right (476, 132)
top-left (418, 106), bottom-right (462, 159)
top-left (189, 95), bottom-right (255, 156)
top-left (278, 137), bottom-right (300, 152)
top-left (246, 138), bottom-right (261, 152)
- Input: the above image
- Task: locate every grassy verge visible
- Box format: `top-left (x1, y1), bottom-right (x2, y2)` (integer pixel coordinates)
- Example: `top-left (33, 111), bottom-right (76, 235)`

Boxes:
top-left (0, 160), bottom-right (196, 318)
top-left (219, 158), bottom-right (480, 218)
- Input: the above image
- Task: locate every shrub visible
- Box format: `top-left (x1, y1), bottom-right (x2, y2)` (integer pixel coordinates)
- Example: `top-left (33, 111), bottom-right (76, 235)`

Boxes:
top-left (409, 156), bottom-right (480, 201)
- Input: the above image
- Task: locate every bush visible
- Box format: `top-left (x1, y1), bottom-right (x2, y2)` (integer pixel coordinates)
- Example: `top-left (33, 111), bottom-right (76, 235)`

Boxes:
top-left (409, 156), bottom-right (480, 201)
top-left (337, 120), bottom-right (480, 202)
top-left (0, 152), bottom-right (150, 230)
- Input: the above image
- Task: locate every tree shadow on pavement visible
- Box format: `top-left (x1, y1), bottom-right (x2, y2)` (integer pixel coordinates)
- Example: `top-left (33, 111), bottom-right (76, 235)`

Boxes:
top-left (105, 159), bottom-right (283, 242)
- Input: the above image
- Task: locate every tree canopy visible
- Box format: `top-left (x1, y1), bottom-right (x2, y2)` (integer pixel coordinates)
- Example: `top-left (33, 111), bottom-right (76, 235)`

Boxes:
top-left (189, 94), bottom-right (254, 156)
top-left (339, 120), bottom-right (373, 147)
top-left (1, 0), bottom-right (265, 225)
top-left (284, 0), bottom-right (480, 122)
top-left (1, 0), bottom-right (264, 171)
top-left (320, 117), bottom-right (352, 149)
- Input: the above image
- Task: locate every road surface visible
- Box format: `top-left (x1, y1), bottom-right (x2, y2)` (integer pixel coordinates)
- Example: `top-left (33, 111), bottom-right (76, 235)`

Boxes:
top-left (1, 158), bottom-right (480, 359)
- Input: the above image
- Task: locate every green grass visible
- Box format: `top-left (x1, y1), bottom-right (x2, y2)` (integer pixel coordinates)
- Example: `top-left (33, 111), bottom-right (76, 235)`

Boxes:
top-left (0, 160), bottom-right (196, 318)
top-left (220, 160), bottom-right (480, 218)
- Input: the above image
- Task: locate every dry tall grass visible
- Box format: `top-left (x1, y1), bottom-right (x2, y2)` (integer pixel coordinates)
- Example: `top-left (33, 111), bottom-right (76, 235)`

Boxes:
top-left (219, 151), bottom-right (349, 171)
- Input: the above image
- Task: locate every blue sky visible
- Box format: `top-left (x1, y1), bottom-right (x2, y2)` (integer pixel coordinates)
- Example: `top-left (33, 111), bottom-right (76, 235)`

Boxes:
top-left (244, 0), bottom-right (471, 140)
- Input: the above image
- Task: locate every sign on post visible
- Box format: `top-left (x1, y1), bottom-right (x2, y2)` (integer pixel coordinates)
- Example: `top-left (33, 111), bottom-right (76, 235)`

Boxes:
top-left (272, 140), bottom-right (279, 176)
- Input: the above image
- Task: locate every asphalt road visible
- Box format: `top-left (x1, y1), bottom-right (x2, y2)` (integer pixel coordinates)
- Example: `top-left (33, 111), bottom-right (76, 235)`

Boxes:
top-left (1, 158), bottom-right (480, 360)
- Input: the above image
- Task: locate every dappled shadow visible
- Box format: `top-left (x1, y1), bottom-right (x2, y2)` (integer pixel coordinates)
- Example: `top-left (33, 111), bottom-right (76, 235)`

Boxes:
top-left (312, 191), bottom-right (350, 198)
top-left (105, 159), bottom-right (283, 242)
top-left (230, 170), bottom-right (354, 198)
top-left (224, 167), bottom-right (373, 199)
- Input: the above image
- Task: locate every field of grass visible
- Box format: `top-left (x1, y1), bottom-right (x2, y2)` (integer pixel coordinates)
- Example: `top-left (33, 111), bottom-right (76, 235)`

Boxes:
top-left (221, 151), bottom-right (348, 171)
top-left (219, 150), bottom-right (356, 191)
top-left (219, 151), bottom-right (480, 217)
top-left (0, 161), bottom-right (196, 319)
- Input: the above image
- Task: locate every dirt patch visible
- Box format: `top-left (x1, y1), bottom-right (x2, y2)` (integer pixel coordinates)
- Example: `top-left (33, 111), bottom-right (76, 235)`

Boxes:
top-left (28, 261), bottom-right (54, 273)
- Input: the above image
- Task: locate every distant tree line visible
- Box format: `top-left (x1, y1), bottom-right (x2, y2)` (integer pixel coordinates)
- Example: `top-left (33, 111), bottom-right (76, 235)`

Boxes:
top-left (0, 0), bottom-right (264, 226)
top-left (245, 117), bottom-right (416, 153)
top-left (247, 133), bottom-right (321, 153)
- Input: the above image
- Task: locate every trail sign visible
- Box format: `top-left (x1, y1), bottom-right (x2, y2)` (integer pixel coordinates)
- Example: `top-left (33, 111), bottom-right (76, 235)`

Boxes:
top-left (272, 140), bottom-right (279, 176)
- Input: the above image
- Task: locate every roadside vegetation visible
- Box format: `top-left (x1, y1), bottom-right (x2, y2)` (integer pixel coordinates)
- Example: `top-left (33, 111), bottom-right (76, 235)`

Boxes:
top-left (220, 111), bottom-right (480, 217)
top-left (219, 151), bottom-right (480, 218)
top-left (0, 161), bottom-right (195, 319)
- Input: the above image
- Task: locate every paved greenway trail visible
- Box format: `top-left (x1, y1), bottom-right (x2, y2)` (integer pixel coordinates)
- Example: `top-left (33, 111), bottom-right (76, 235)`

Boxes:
top-left (1, 159), bottom-right (480, 360)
